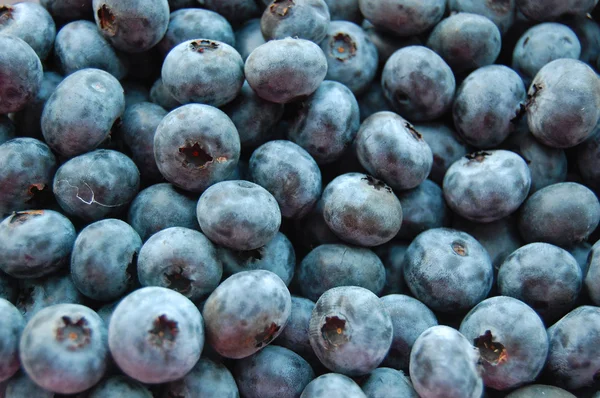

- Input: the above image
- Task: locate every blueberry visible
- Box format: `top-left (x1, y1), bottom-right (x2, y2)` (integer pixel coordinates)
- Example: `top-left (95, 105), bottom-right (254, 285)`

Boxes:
top-left (373, 242), bottom-right (410, 295)
top-left (517, 0), bottom-right (597, 21)
top-left (309, 286), bottom-right (393, 376)
top-left (0, 34), bottom-right (43, 114)
top-left (356, 112), bottom-right (433, 191)
top-left (249, 140), bottom-right (321, 219)
top-left (287, 80), bottom-right (360, 164)
top-left (162, 39), bottom-right (244, 107)
top-left (88, 375), bottom-right (152, 398)
top-left (0, 210), bottom-right (76, 279)
top-left (4, 372), bottom-right (54, 398)
top-left (448, 0), bottom-right (517, 34)
top-left (505, 384), bottom-right (577, 398)
top-left (202, 270), bottom-right (292, 359)
top-left (0, 299), bottom-right (24, 383)
top-left (570, 241), bottom-right (592, 276)
top-left (273, 295), bottom-right (316, 362)
top-left (16, 273), bottom-right (85, 322)
top-left (122, 81), bottom-right (150, 108)
top-left (585, 240), bottom-right (600, 305)
top-left (452, 215), bottom-right (523, 273)
top-left (261, 0), bottom-right (330, 43)
top-left (218, 232), bottom-right (296, 286)
top-left (360, 368), bottom-right (418, 398)
top-left (324, 0), bottom-right (360, 22)
top-left (512, 23), bottom-right (581, 85)
top-left (0, 272), bottom-right (17, 303)
top-left (96, 300), bottom-right (119, 326)
top-left (459, 296), bottom-right (548, 390)
top-left (381, 46), bottom-right (455, 122)
top-left (108, 287), bottom-right (204, 383)
top-left (93, 0), bottom-right (170, 53)
top-left (71, 219), bottom-right (142, 301)
top-left (42, 69), bottom-right (125, 158)
top-left (234, 345), bottom-right (315, 398)
top-left (545, 305), bottom-right (600, 389)
top-left (0, 3), bottom-right (56, 61)
top-left (202, 0), bottom-right (261, 27)
top-left (380, 294), bottom-right (438, 371)
top-left (138, 227), bottom-right (222, 301)
top-left (301, 373), bottom-right (366, 398)
top-left (54, 20), bottom-right (127, 79)
top-left (149, 77), bottom-right (181, 111)
top-left (526, 59), bottom-right (600, 148)
top-left (443, 150), bottom-right (531, 223)
top-left (197, 180), bottom-right (281, 251)
top-left (294, 198), bottom-right (342, 250)
top-left (53, 149), bottom-right (140, 222)
top-left (427, 13), bottom-right (502, 75)
top-left (222, 82), bottom-right (284, 149)
top-left (12, 71), bottom-right (63, 140)
top-left (415, 122), bottom-right (469, 186)
top-left (297, 244), bottom-right (385, 301)
top-left (0, 138), bottom-right (57, 217)
top-left (127, 183), bottom-right (200, 242)
top-left (0, 115), bottom-right (15, 145)
top-left (357, 81), bottom-right (392, 122)
top-left (563, 15), bottom-right (600, 66)
top-left (409, 325), bottom-right (483, 398)
top-left (452, 65), bottom-right (526, 148)
top-left (498, 242), bottom-right (582, 322)
top-left (245, 37), bottom-right (328, 104)
top-left (234, 19), bottom-right (265, 61)
top-left (20, 304), bottom-right (108, 394)
top-left (158, 8), bottom-right (235, 57)
top-left (502, 125), bottom-right (568, 193)
top-left (576, 126), bottom-right (600, 194)
top-left (321, 173), bottom-right (402, 247)
top-left (358, 0), bottom-right (445, 37)
top-left (361, 19), bottom-right (423, 67)
top-left (119, 102), bottom-right (168, 184)
top-left (403, 228), bottom-right (493, 313)
top-left (162, 358), bottom-right (239, 397)
top-left (518, 182), bottom-right (600, 247)
top-left (153, 104), bottom-right (241, 193)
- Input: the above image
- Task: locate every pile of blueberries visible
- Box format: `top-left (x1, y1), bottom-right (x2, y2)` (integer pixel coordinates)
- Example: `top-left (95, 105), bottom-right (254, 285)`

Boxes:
top-left (2, 0), bottom-right (600, 396)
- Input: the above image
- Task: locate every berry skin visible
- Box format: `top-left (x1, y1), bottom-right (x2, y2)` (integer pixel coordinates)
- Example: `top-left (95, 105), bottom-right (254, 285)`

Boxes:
top-left (153, 104), bottom-right (241, 193)
top-left (162, 358), bottom-right (239, 398)
top-left (0, 299), bottom-right (24, 383)
top-left (41, 68), bottom-right (125, 158)
top-left (87, 375), bottom-right (152, 398)
top-left (234, 345), bottom-right (315, 398)
top-left (358, 0), bottom-right (445, 37)
top-left (0, 2), bottom-right (56, 61)
top-left (162, 39), bottom-right (244, 107)
top-left (297, 244), bottom-right (385, 302)
top-left (518, 182), bottom-right (600, 248)
top-left (4, 371), bottom-right (54, 398)
top-left (273, 295), bottom-right (316, 362)
top-left (381, 46), bottom-right (455, 122)
top-left (443, 150), bottom-right (531, 223)
top-left (202, 270), bottom-right (292, 359)
top-left (0, 34), bottom-right (43, 114)
top-left (526, 59), bottom-right (600, 148)
top-left (447, 0), bottom-right (516, 34)
top-left (308, 286), bottom-right (393, 376)
top-left (360, 368), bottom-right (418, 398)
top-left (19, 304), bottom-right (109, 394)
top-left (249, 140), bottom-right (322, 219)
top-left (409, 325), bottom-right (483, 398)
top-left (92, 0), bottom-right (170, 53)
top-left (245, 37), bottom-right (328, 104)
top-left (53, 149), bottom-right (140, 222)
top-left (196, 180), bottom-right (281, 251)
top-left (71, 219), bottom-right (142, 302)
top-left (459, 296), bottom-right (549, 390)
top-left (0, 210), bottom-right (76, 279)
top-left (261, 0), bottom-right (330, 43)
top-left (40, 0), bottom-right (93, 23)
top-left (137, 227), bottom-right (222, 302)
top-left (300, 373), bottom-right (366, 398)
top-left (355, 111), bottom-right (433, 191)
top-left (497, 243), bottom-right (582, 323)
top-left (108, 287), bottom-right (204, 384)
top-left (505, 384), bottom-right (576, 398)
top-left (403, 228), bottom-right (494, 313)
top-left (321, 173), bottom-right (403, 247)
top-left (235, 19), bottom-right (265, 61)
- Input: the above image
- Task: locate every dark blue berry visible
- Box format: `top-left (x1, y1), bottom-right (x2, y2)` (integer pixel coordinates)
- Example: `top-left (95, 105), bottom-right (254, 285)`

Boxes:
top-left (358, 0), bottom-right (445, 36)
top-left (0, 3), bottom-right (56, 60)
top-left (162, 358), bottom-right (239, 397)
top-left (260, 0), bottom-right (330, 43)
top-left (0, 299), bottom-right (24, 383)
top-left (360, 367), bottom-right (418, 398)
